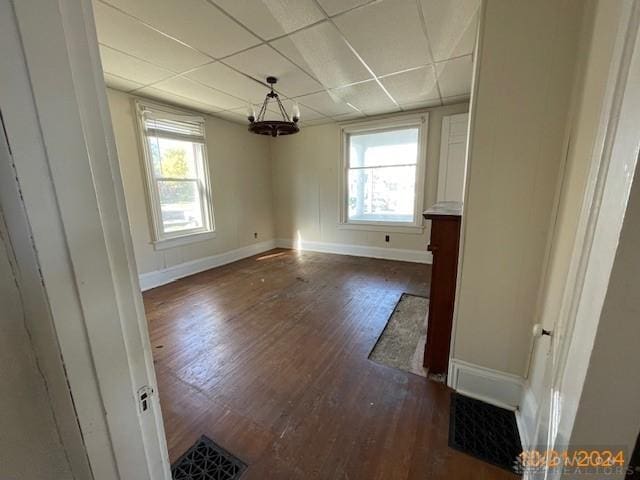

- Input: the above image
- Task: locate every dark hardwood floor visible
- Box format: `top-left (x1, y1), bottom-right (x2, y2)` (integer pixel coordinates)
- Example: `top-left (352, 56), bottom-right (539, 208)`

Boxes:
top-left (144, 248), bottom-right (515, 479)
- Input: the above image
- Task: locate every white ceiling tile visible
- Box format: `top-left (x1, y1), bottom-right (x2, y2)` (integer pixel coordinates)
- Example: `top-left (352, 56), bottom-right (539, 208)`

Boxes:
top-left (294, 91), bottom-right (356, 117)
top-left (419, 0), bottom-right (480, 62)
top-left (271, 21), bottom-right (371, 89)
top-left (99, 45), bottom-right (174, 85)
top-left (380, 66), bottom-right (439, 106)
top-left (104, 73), bottom-right (144, 92)
top-left (301, 117), bottom-right (335, 126)
top-left (224, 45), bottom-right (323, 97)
top-left (329, 81), bottom-right (397, 116)
top-left (186, 62), bottom-right (270, 104)
top-left (137, 87), bottom-right (221, 114)
top-left (297, 104), bottom-right (328, 122)
top-left (99, 0), bottom-right (260, 58)
top-left (212, 0), bottom-right (324, 40)
top-left (317, 0), bottom-right (373, 16)
top-left (436, 55), bottom-right (473, 98)
top-left (150, 77), bottom-right (245, 110)
top-left (400, 99), bottom-right (442, 111)
top-left (93, 2), bottom-right (210, 72)
top-left (332, 112), bottom-right (364, 122)
top-left (333, 0), bottom-right (431, 76)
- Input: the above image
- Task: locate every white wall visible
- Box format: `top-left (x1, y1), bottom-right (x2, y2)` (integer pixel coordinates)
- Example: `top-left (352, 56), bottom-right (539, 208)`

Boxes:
top-left (107, 88), bottom-right (275, 278)
top-left (0, 220), bottom-right (74, 479)
top-left (522, 0), bottom-right (624, 447)
top-left (452, 0), bottom-right (587, 379)
top-left (271, 103), bottom-right (469, 256)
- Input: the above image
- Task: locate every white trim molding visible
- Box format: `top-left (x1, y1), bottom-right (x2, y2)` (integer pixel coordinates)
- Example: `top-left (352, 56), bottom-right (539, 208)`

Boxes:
top-left (448, 358), bottom-right (525, 411)
top-left (336, 223), bottom-right (425, 234)
top-left (339, 113), bottom-right (429, 231)
top-left (139, 240), bottom-right (276, 291)
top-left (2, 0), bottom-right (172, 477)
top-left (134, 100), bottom-right (216, 245)
top-left (276, 238), bottom-right (432, 264)
top-left (152, 230), bottom-right (217, 250)
top-left (516, 384), bottom-right (539, 451)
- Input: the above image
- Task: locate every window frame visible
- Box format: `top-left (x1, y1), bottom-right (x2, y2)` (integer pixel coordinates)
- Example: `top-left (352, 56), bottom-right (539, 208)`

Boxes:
top-left (339, 113), bottom-right (429, 233)
top-left (135, 100), bottom-right (215, 249)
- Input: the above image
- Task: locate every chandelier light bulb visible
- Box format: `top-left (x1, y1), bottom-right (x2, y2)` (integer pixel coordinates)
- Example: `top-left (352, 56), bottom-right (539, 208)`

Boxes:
top-left (247, 104), bottom-right (256, 122)
top-left (292, 102), bottom-right (301, 122)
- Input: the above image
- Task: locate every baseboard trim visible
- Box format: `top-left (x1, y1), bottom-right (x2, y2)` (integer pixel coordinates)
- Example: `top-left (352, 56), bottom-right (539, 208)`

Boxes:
top-left (448, 358), bottom-right (524, 411)
top-left (275, 238), bottom-right (432, 264)
top-left (516, 384), bottom-right (538, 450)
top-left (138, 239), bottom-right (277, 291)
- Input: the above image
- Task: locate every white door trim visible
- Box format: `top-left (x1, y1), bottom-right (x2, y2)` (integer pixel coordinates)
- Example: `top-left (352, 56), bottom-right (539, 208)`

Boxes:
top-left (510, 1), bottom-right (640, 474)
top-left (1, 1), bottom-right (170, 478)
top-left (513, 0), bottom-right (640, 463)
top-left (447, 0), bottom-right (485, 386)
top-left (0, 105), bottom-right (93, 478)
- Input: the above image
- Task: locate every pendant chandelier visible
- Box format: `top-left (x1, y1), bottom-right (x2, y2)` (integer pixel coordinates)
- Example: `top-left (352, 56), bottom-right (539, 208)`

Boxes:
top-left (248, 76), bottom-right (300, 137)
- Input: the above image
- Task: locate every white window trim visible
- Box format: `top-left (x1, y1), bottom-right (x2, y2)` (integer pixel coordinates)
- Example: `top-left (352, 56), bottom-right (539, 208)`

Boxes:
top-left (152, 230), bottom-right (217, 250)
top-left (339, 113), bottom-right (428, 232)
top-left (134, 100), bottom-right (216, 250)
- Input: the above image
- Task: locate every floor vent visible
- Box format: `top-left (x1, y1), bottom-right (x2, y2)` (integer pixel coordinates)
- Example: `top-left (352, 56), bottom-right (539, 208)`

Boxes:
top-left (449, 393), bottom-right (522, 475)
top-left (172, 435), bottom-right (246, 480)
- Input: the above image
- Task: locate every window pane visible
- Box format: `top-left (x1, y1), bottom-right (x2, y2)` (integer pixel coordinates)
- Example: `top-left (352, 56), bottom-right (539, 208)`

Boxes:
top-left (157, 180), bottom-right (204, 233)
top-left (348, 165), bottom-right (416, 223)
top-left (349, 128), bottom-right (419, 168)
top-left (147, 136), bottom-right (199, 179)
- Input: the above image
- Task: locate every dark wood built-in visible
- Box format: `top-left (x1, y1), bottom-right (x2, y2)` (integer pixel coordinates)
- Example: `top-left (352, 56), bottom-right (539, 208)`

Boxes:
top-left (144, 248), bottom-right (514, 479)
top-left (423, 201), bottom-right (463, 375)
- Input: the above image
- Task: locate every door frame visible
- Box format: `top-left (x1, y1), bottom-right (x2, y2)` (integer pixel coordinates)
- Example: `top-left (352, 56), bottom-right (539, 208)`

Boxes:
top-left (0, 0), bottom-right (170, 478)
top-left (543, 0), bottom-right (640, 467)
top-left (506, 0), bottom-right (640, 470)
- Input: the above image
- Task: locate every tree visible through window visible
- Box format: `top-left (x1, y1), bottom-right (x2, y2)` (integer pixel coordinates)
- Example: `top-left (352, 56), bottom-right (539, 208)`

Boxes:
top-left (138, 103), bottom-right (214, 243)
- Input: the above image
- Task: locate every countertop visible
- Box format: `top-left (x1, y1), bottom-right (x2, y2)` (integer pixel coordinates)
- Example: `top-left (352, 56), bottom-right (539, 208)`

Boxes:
top-left (423, 201), bottom-right (463, 219)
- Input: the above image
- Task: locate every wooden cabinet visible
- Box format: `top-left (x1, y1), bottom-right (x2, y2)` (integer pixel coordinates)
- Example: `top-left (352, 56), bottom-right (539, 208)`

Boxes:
top-left (423, 202), bottom-right (462, 375)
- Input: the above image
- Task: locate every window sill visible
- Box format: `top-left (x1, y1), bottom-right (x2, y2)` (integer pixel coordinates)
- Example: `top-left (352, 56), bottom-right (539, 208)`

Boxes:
top-left (152, 230), bottom-right (216, 250)
top-left (337, 223), bottom-right (425, 234)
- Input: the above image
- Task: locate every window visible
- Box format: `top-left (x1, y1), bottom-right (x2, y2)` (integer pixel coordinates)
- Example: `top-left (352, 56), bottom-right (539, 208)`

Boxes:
top-left (341, 115), bottom-right (428, 230)
top-left (137, 102), bottom-right (214, 248)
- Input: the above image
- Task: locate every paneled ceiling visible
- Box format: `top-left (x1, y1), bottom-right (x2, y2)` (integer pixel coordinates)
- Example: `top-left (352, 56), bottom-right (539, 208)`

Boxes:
top-left (94, 0), bottom-right (479, 126)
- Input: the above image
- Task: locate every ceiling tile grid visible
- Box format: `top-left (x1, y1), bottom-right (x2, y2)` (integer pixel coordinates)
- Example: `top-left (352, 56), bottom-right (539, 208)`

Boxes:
top-left (94, 0), bottom-right (479, 125)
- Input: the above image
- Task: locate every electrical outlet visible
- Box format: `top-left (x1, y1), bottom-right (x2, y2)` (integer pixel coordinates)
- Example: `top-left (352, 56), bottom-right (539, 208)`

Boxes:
top-left (385, 235), bottom-right (390, 243)
top-left (254, 232), bottom-right (258, 239)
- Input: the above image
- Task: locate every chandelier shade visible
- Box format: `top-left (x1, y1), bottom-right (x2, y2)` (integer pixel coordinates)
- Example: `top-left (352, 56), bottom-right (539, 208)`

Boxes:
top-left (248, 76), bottom-right (300, 137)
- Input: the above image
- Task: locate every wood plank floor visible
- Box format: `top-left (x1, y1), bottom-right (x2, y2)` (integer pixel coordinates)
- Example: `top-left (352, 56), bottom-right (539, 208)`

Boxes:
top-left (144, 249), bottom-right (515, 479)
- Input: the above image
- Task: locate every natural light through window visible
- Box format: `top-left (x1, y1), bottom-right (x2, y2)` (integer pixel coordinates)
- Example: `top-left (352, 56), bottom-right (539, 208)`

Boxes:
top-left (342, 119), bottom-right (426, 228)
top-left (149, 137), bottom-right (205, 233)
top-left (138, 102), bottom-right (214, 247)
